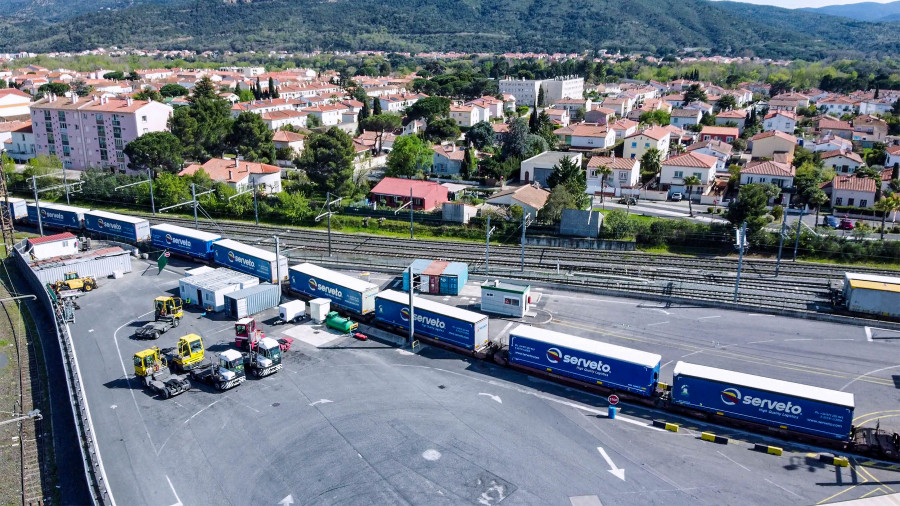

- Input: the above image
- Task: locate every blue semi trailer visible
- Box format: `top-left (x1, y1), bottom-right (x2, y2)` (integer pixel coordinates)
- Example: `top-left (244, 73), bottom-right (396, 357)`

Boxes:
top-left (508, 324), bottom-right (661, 397)
top-left (672, 362), bottom-right (855, 441)
top-left (374, 289), bottom-right (489, 351)
top-left (151, 223), bottom-right (221, 261)
top-left (84, 210), bottom-right (151, 242)
top-left (26, 202), bottom-right (87, 230)
top-left (288, 263), bottom-right (378, 315)
top-left (212, 239), bottom-right (288, 284)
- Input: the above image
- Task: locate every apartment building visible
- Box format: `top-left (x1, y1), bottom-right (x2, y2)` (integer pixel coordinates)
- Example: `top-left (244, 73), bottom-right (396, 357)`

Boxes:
top-left (30, 94), bottom-right (173, 171)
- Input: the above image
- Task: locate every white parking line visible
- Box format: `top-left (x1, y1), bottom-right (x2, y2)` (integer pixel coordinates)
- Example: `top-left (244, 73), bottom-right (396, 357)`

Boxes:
top-left (716, 450), bottom-right (750, 472)
top-left (865, 327), bottom-right (873, 342)
top-left (646, 321), bottom-right (669, 327)
top-left (764, 478), bottom-right (804, 500)
top-left (697, 315), bottom-right (720, 320)
top-left (784, 338), bottom-right (812, 342)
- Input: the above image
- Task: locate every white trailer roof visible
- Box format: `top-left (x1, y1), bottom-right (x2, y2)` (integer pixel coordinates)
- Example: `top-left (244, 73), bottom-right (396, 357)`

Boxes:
top-left (7, 198), bottom-right (25, 203)
top-left (34, 202), bottom-right (89, 214)
top-left (377, 289), bottom-right (487, 324)
top-left (290, 263), bottom-right (378, 293)
top-left (845, 272), bottom-right (900, 285)
top-left (85, 209), bottom-right (149, 225)
top-left (150, 223), bottom-right (222, 242)
top-left (674, 362), bottom-right (855, 408)
top-left (510, 324), bottom-right (661, 368)
top-left (214, 238), bottom-right (278, 261)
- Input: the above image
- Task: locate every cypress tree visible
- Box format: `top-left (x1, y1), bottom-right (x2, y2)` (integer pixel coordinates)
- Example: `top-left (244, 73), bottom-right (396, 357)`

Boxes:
top-left (268, 77), bottom-right (277, 99)
top-left (372, 97), bottom-right (382, 115)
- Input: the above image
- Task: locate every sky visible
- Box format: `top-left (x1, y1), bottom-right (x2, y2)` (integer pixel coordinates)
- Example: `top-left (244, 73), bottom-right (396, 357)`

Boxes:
top-left (715, 0), bottom-right (894, 7)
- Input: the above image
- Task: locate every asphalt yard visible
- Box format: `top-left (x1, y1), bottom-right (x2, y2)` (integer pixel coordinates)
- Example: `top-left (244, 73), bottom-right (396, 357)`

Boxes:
top-left (66, 259), bottom-right (900, 505)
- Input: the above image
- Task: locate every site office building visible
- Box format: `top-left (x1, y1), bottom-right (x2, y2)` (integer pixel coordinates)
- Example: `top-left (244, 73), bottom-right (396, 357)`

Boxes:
top-left (30, 94), bottom-right (173, 172)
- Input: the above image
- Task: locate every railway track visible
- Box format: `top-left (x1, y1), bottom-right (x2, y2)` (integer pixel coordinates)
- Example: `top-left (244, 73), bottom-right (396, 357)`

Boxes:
top-left (135, 215), bottom-right (848, 312)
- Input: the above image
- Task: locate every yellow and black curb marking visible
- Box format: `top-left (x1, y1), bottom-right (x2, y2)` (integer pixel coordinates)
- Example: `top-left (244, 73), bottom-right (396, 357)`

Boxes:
top-left (701, 432), bottom-right (729, 444)
top-left (819, 453), bottom-right (850, 467)
top-left (652, 420), bottom-right (680, 432)
top-left (752, 444), bottom-right (783, 456)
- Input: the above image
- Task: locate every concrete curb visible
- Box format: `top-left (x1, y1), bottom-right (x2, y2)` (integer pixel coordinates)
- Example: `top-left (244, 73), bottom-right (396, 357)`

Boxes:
top-left (701, 432), bottom-right (729, 444)
top-left (652, 420), bottom-right (680, 432)
top-left (753, 444), bottom-right (783, 456)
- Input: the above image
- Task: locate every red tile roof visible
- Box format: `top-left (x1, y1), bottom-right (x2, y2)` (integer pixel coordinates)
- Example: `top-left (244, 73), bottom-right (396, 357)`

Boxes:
top-left (830, 175), bottom-right (877, 193)
top-left (628, 126), bottom-right (670, 141)
top-left (272, 130), bottom-right (305, 142)
top-left (715, 109), bottom-right (747, 119)
top-left (821, 150), bottom-right (864, 164)
top-left (28, 232), bottom-right (75, 245)
top-left (742, 161), bottom-right (795, 177)
top-left (750, 130), bottom-right (797, 143)
top-left (179, 158), bottom-right (279, 183)
top-left (370, 177), bottom-right (448, 200)
top-left (587, 156), bottom-right (639, 170)
top-left (700, 126), bottom-right (740, 137)
top-left (0, 88), bottom-right (32, 100)
top-left (663, 152), bottom-right (718, 168)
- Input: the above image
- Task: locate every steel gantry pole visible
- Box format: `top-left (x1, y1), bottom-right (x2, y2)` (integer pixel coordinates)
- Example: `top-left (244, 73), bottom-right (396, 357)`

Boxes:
top-left (192, 183), bottom-right (198, 229)
top-left (775, 209), bottom-right (787, 276)
top-left (734, 221), bottom-right (746, 303)
top-left (409, 187), bottom-right (414, 240)
top-left (148, 168), bottom-right (156, 215)
top-left (408, 265), bottom-right (415, 345)
top-left (792, 205), bottom-right (805, 262)
top-left (32, 175), bottom-right (43, 236)
top-left (485, 215), bottom-right (491, 275)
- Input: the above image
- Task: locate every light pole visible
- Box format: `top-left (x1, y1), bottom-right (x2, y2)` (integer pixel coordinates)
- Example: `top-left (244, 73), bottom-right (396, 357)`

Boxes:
top-left (734, 221), bottom-right (747, 303)
top-left (521, 210), bottom-right (533, 272)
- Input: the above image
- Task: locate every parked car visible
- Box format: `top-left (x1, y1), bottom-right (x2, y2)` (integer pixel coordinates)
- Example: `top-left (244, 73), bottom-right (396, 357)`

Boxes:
top-left (618, 197), bottom-right (638, 205)
top-left (824, 216), bottom-right (840, 229)
top-left (670, 193), bottom-right (683, 202)
top-left (839, 219), bottom-right (854, 230)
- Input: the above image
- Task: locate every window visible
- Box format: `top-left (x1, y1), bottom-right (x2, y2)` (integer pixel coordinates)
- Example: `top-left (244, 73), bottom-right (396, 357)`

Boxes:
top-left (631, 142), bottom-right (637, 147)
top-left (836, 197), bottom-right (843, 206)
top-left (504, 297), bottom-right (520, 307)
top-left (100, 149), bottom-right (108, 161)
top-left (99, 138), bottom-right (107, 149)
top-left (63, 145), bottom-right (70, 156)
top-left (113, 127), bottom-right (121, 138)
top-left (112, 115), bottom-right (120, 126)
top-left (693, 172), bottom-right (702, 179)
top-left (58, 111), bottom-right (65, 121)
top-left (61, 133), bottom-right (69, 146)
top-left (46, 133), bottom-right (54, 144)
top-left (726, 137), bottom-right (734, 142)
top-left (703, 135), bottom-right (711, 141)
top-left (861, 199), bottom-right (868, 208)
top-left (115, 138), bottom-right (123, 149)
top-left (618, 172), bottom-right (628, 181)
top-left (644, 142), bottom-right (650, 148)
top-left (848, 198), bottom-right (855, 206)
top-left (43, 111), bottom-right (51, 121)
top-left (95, 113), bottom-right (103, 124)
top-left (97, 126), bottom-right (105, 137)
top-left (674, 171), bottom-right (684, 178)
top-left (45, 122), bottom-right (53, 133)
top-left (117, 151), bottom-right (125, 162)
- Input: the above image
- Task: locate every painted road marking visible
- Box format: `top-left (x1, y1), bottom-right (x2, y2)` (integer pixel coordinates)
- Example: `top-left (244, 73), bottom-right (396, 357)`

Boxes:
top-left (646, 321), bottom-right (669, 327)
top-left (478, 393), bottom-right (502, 404)
top-left (166, 475), bottom-right (183, 506)
top-left (597, 447), bottom-right (626, 481)
top-left (569, 496), bottom-right (603, 506)
top-left (764, 478), bottom-right (803, 501)
top-left (697, 315), bottom-right (720, 320)
top-left (716, 450), bottom-right (750, 472)
top-left (866, 327), bottom-right (873, 342)
top-left (308, 399), bottom-right (333, 407)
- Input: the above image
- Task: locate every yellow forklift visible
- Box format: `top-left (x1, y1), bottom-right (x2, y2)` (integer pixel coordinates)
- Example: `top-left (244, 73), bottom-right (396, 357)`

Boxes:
top-left (53, 271), bottom-right (98, 292)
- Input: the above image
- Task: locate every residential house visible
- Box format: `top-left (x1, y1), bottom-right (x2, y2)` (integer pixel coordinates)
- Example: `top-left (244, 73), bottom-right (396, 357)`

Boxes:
top-left (887, 145), bottom-right (900, 168)
top-left (818, 95), bottom-right (858, 116)
top-left (714, 109), bottom-right (748, 133)
top-left (824, 175), bottom-right (877, 208)
top-left (378, 93), bottom-right (425, 113)
top-left (356, 130), bottom-right (397, 153)
top-left (302, 104), bottom-right (346, 126)
top-left (684, 101), bottom-right (714, 116)
top-left (260, 110), bottom-right (308, 130)
top-left (555, 123), bottom-right (615, 150)
top-left (821, 150), bottom-right (864, 174)
top-left (179, 158), bottom-right (282, 193)
top-left (749, 130), bottom-right (797, 164)
top-left (544, 108), bottom-right (569, 127)
top-left (659, 152), bottom-right (719, 195)
top-left (485, 184), bottom-right (551, 217)
top-left (686, 139), bottom-right (732, 171)
top-left (0, 88), bottom-right (33, 119)
top-left (449, 105), bottom-right (478, 128)
top-left (491, 123), bottom-right (509, 144)
top-left (0, 120), bottom-right (30, 149)
top-left (768, 92), bottom-right (810, 112)
top-left (816, 116), bottom-right (853, 140)
top-left (272, 130), bottom-right (305, 157)
top-left (369, 177), bottom-right (449, 211)
top-left (623, 126), bottom-right (671, 161)
top-left (699, 126), bottom-right (739, 144)
top-left (609, 118), bottom-right (638, 140)
top-left (520, 151), bottom-right (583, 187)
top-left (739, 161), bottom-right (795, 191)
top-left (4, 121), bottom-right (34, 162)
top-left (584, 106), bottom-right (615, 125)
top-left (852, 115), bottom-right (888, 146)
top-left (813, 134), bottom-right (853, 153)
top-left (552, 98), bottom-right (592, 117)
top-left (669, 108), bottom-right (702, 128)
top-left (30, 94), bottom-right (173, 172)
top-left (586, 156), bottom-right (640, 193)
top-left (431, 144), bottom-right (467, 175)
top-left (763, 111), bottom-right (797, 134)
top-left (601, 96), bottom-right (634, 116)
top-left (662, 94), bottom-right (686, 109)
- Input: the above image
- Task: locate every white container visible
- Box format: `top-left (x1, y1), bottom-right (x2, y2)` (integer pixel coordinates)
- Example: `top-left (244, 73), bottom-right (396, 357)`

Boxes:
top-left (309, 298), bottom-right (331, 324)
top-left (186, 266), bottom-right (215, 277)
top-left (278, 300), bottom-right (306, 323)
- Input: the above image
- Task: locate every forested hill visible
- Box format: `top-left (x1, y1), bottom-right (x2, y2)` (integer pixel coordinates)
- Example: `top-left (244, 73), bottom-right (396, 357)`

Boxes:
top-left (1, 0), bottom-right (899, 59)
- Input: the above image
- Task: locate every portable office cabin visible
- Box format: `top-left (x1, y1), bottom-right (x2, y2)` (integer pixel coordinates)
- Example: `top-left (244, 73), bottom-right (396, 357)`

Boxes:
top-left (7, 198), bottom-right (27, 221)
top-left (84, 210), bottom-right (151, 242)
top-left (842, 272), bottom-right (900, 318)
top-left (212, 239), bottom-right (288, 284)
top-left (481, 281), bottom-right (531, 318)
top-left (150, 223), bottom-right (221, 261)
top-left (225, 284), bottom-right (281, 319)
top-left (26, 202), bottom-right (87, 230)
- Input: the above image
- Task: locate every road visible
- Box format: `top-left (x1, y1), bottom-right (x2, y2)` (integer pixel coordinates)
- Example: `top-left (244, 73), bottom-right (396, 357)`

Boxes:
top-left (65, 258), bottom-right (900, 505)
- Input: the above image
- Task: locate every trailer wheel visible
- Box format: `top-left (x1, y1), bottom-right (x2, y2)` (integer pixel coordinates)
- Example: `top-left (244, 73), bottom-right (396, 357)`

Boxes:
top-left (216, 381), bottom-right (226, 391)
top-left (161, 388), bottom-right (170, 399)
top-left (174, 318), bottom-right (180, 328)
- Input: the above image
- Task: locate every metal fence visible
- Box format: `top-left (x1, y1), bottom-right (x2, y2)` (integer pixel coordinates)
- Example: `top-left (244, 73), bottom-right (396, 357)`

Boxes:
top-left (10, 247), bottom-right (112, 506)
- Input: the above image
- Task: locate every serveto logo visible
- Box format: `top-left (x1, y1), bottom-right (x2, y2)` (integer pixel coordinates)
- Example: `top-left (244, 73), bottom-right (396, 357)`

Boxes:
top-left (228, 251), bottom-right (235, 262)
top-left (308, 278), bottom-right (317, 291)
top-left (97, 218), bottom-right (122, 231)
top-left (166, 234), bottom-right (191, 248)
top-left (546, 347), bottom-right (562, 364)
top-left (400, 307), bottom-right (410, 322)
top-left (228, 251), bottom-right (255, 268)
top-left (165, 234), bottom-right (173, 244)
top-left (721, 388), bottom-right (741, 406)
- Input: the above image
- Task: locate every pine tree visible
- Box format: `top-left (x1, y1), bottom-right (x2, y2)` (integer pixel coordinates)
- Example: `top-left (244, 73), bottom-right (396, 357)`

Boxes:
top-left (372, 97), bottom-right (382, 115)
top-left (875, 87), bottom-right (880, 99)
top-left (252, 78), bottom-right (261, 100)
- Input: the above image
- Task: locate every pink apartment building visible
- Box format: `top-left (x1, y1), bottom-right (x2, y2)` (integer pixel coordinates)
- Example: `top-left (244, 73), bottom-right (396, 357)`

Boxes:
top-left (30, 94), bottom-right (173, 172)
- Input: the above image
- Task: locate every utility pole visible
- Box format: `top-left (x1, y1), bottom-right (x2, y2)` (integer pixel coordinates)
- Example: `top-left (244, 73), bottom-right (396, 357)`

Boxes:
top-left (521, 210), bottom-right (533, 272)
top-left (114, 168), bottom-right (156, 214)
top-left (316, 193), bottom-right (342, 257)
top-left (734, 221), bottom-right (746, 303)
top-left (192, 183), bottom-right (198, 229)
top-left (408, 265), bottom-right (415, 345)
top-left (774, 210), bottom-right (787, 276)
top-left (485, 215), bottom-right (495, 275)
top-left (253, 184), bottom-right (259, 225)
top-left (0, 153), bottom-right (15, 254)
top-left (409, 187), bottom-right (414, 240)
top-left (274, 235), bottom-right (282, 292)
top-left (792, 205), bottom-right (805, 262)
top-left (32, 175), bottom-right (42, 236)
top-left (62, 168), bottom-right (69, 205)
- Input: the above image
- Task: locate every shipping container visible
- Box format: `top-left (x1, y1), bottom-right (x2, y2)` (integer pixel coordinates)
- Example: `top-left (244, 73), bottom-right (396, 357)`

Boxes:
top-left (439, 262), bottom-right (468, 295)
top-left (842, 272), bottom-right (900, 318)
top-left (225, 284), bottom-right (281, 319)
top-left (179, 268), bottom-right (259, 312)
top-left (288, 263), bottom-right (379, 315)
top-left (26, 202), bottom-right (87, 230)
top-left (671, 362), bottom-right (855, 441)
top-left (7, 198), bottom-right (27, 221)
top-left (212, 239), bottom-right (288, 284)
top-left (84, 210), bottom-right (151, 242)
top-left (508, 324), bottom-right (661, 396)
top-left (481, 281), bottom-right (531, 318)
top-left (150, 224), bottom-right (221, 261)
top-left (402, 259), bottom-right (468, 295)
top-left (374, 289), bottom-right (489, 351)
top-left (401, 259), bottom-right (432, 291)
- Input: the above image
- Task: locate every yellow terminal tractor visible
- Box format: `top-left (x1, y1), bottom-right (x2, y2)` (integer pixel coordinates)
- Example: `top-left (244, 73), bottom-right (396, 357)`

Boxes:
top-left (162, 334), bottom-right (206, 372)
top-left (133, 347), bottom-right (191, 399)
top-left (135, 297), bottom-right (184, 339)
